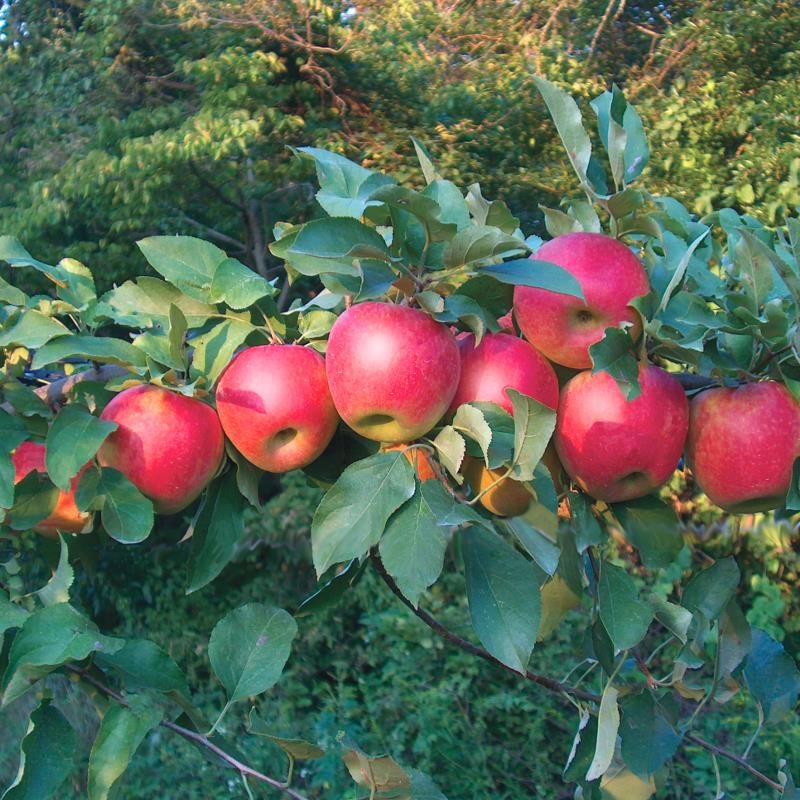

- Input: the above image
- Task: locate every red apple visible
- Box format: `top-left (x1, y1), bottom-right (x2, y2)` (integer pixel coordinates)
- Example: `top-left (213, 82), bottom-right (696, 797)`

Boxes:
top-left (216, 344), bottom-right (339, 473)
top-left (686, 381), bottom-right (800, 512)
top-left (554, 364), bottom-right (689, 502)
top-left (513, 232), bottom-right (649, 369)
top-left (11, 441), bottom-right (91, 535)
top-left (97, 384), bottom-right (224, 514)
top-left (325, 302), bottom-right (461, 443)
top-left (448, 331), bottom-right (559, 415)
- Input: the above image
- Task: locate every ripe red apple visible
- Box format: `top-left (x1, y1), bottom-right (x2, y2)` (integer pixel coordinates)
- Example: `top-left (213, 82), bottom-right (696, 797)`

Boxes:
top-left (514, 232), bottom-right (649, 369)
top-left (325, 302), bottom-right (461, 443)
top-left (11, 441), bottom-right (91, 535)
top-left (554, 364), bottom-right (689, 502)
top-left (686, 381), bottom-right (800, 512)
top-left (216, 344), bottom-right (339, 473)
top-left (97, 384), bottom-right (225, 514)
top-left (448, 331), bottom-right (559, 415)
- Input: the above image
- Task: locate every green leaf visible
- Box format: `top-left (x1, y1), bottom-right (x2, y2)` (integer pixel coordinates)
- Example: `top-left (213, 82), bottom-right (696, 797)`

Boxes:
top-left (0, 451), bottom-right (14, 510)
top-left (282, 218), bottom-right (390, 277)
top-left (76, 468), bottom-right (154, 544)
top-left (295, 146), bottom-right (395, 218)
top-left (431, 426), bottom-right (466, 481)
top-left (0, 590), bottom-right (29, 637)
top-left (591, 87), bottom-right (627, 190)
top-left (209, 257), bottom-right (273, 309)
top-left (189, 319), bottom-right (253, 387)
top-left (2, 603), bottom-right (123, 705)
top-left (167, 304), bottom-right (187, 370)
top-left (0, 237), bottom-right (61, 280)
top-left (247, 712), bottom-right (326, 759)
top-left (541, 205), bottom-right (582, 237)
top-left (507, 389), bottom-right (556, 482)
top-left (589, 328), bottom-right (641, 400)
top-left (586, 683), bottom-right (619, 781)
top-left (225, 443), bottom-right (261, 509)
top-left (619, 692), bottom-right (681, 778)
top-left (311, 451), bottom-right (416, 577)
top-left (186, 471), bottom-right (248, 593)
top-left (341, 746), bottom-right (411, 795)
top-left (657, 229), bottom-right (709, 312)
top-left (452, 404), bottom-right (492, 464)
top-left (368, 184), bottom-right (457, 243)
top-left (443, 226), bottom-right (526, 269)
top-left (622, 104), bottom-right (650, 184)
top-left (379, 480), bottom-right (451, 607)
top-left (598, 562), bottom-right (652, 651)
top-left (612, 497), bottom-right (684, 569)
top-left (411, 137), bottom-right (441, 185)
top-left (744, 628), bottom-right (800, 723)
top-left (681, 557), bottom-right (740, 622)
top-left (32, 335), bottom-right (147, 370)
top-left (137, 236), bottom-right (226, 300)
top-left (0, 311), bottom-right (70, 350)
top-left (34, 534), bottom-right (74, 607)
top-left (718, 600), bottom-right (752, 678)
top-left (95, 639), bottom-right (189, 695)
top-left (87, 699), bottom-right (162, 800)
top-left (1, 699), bottom-right (76, 800)
top-left (505, 517), bottom-right (560, 576)
top-left (649, 596), bottom-right (692, 643)
top-left (296, 559), bottom-right (367, 617)
top-left (0, 275), bottom-right (27, 306)
top-left (209, 603), bottom-right (297, 704)
top-left (98, 277), bottom-right (217, 328)
top-left (461, 526), bottom-right (541, 673)
top-left (298, 309), bottom-right (338, 341)
top-left (570, 493), bottom-right (605, 553)
top-left (54, 258), bottom-right (96, 309)
top-left (479, 259), bottom-right (584, 300)
top-left (533, 76), bottom-right (592, 186)
top-left (6, 472), bottom-right (59, 531)
top-left (424, 179), bottom-right (471, 231)
top-left (45, 405), bottom-right (116, 491)
top-left (466, 183), bottom-right (520, 234)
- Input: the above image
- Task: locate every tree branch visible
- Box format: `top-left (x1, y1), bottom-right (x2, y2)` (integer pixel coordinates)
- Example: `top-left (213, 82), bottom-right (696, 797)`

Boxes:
top-left (64, 664), bottom-right (311, 800)
top-left (371, 552), bottom-right (600, 704)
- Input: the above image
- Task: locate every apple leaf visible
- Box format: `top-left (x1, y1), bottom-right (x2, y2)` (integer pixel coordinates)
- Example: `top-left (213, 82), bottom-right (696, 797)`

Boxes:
top-left (598, 562), bottom-right (653, 651)
top-left (2, 699), bottom-right (76, 800)
top-left (6, 471), bottom-right (59, 531)
top-left (423, 179), bottom-right (471, 231)
top-left (367, 184), bottom-right (457, 243)
top-left (589, 327), bottom-right (642, 400)
top-left (189, 319), bottom-right (254, 387)
top-left (465, 183), bottom-right (520, 233)
top-left (478, 258), bottom-right (584, 300)
top-left (612, 496), bottom-right (684, 569)
top-left (311, 451), bottom-right (416, 576)
top-left (570, 492), bottom-right (605, 553)
top-left (341, 741), bottom-right (411, 795)
top-left (681, 557), bottom-right (740, 622)
top-left (744, 628), bottom-right (800, 723)
top-left (208, 603), bottom-right (297, 704)
top-left (586, 683), bottom-right (620, 781)
top-left (0, 590), bottom-right (29, 638)
top-left (76, 467), bottom-right (154, 545)
top-left (431, 426), bottom-right (466, 481)
top-left (296, 559), bottom-right (368, 618)
top-left (209, 256), bottom-right (274, 309)
top-left (0, 311), bottom-right (70, 350)
top-left (461, 526), bottom-right (541, 673)
top-left (2, 603), bottom-right (123, 706)
top-left (247, 711), bottom-right (326, 759)
top-left (45, 405), bottom-right (117, 491)
top-left (379, 480), bottom-right (451, 607)
top-left (137, 235), bottom-right (226, 301)
top-left (95, 639), bottom-right (189, 696)
top-left (504, 516), bottom-right (560, 577)
top-left (533, 76), bottom-right (592, 187)
top-left (186, 470), bottom-right (248, 593)
top-left (33, 534), bottom-right (74, 607)
top-left (619, 692), bottom-right (681, 778)
top-left (442, 225), bottom-right (527, 269)
top-left (87, 698), bottom-right (163, 800)
top-left (452, 404), bottom-right (492, 464)
top-left (32, 334), bottom-right (148, 370)
top-left (507, 389), bottom-right (556, 482)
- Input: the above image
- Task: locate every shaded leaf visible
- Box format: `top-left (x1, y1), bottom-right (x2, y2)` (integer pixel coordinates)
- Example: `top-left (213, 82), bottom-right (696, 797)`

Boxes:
top-left (612, 497), bottom-right (683, 569)
top-left (598, 562), bottom-right (652, 651)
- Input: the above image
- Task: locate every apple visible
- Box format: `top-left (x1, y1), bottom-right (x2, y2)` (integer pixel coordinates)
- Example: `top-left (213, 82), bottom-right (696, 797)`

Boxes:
top-left (325, 302), bottom-right (461, 443)
top-left (97, 384), bottom-right (225, 514)
top-left (686, 381), bottom-right (800, 512)
top-left (463, 456), bottom-right (531, 517)
top-left (216, 344), bottom-right (339, 473)
top-left (448, 331), bottom-right (559, 415)
top-left (513, 232), bottom-right (649, 369)
top-left (383, 443), bottom-right (437, 481)
top-left (11, 441), bottom-right (91, 535)
top-left (554, 364), bottom-right (689, 502)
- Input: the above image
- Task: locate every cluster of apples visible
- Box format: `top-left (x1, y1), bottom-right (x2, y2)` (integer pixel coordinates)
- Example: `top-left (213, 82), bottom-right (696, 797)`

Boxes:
top-left (11, 231), bottom-right (800, 537)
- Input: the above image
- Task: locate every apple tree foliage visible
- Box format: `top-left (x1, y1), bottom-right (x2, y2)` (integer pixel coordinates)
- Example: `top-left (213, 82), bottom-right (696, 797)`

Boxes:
top-left (1, 78), bottom-right (800, 798)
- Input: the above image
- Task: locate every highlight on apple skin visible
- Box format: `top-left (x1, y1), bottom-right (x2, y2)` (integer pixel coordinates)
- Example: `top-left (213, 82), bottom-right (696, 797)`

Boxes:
top-left (513, 232), bottom-right (649, 369)
top-left (554, 363), bottom-right (689, 503)
top-left (11, 441), bottom-right (92, 535)
top-left (448, 331), bottom-right (559, 415)
top-left (686, 381), bottom-right (800, 513)
top-left (216, 344), bottom-right (339, 473)
top-left (97, 384), bottom-right (225, 514)
top-left (325, 301), bottom-right (461, 443)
